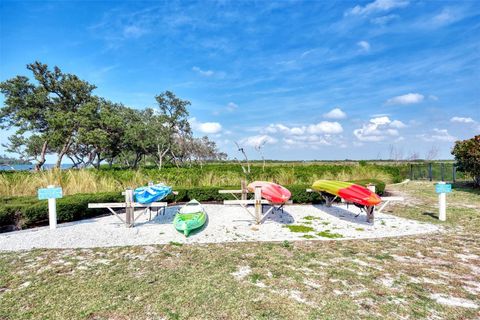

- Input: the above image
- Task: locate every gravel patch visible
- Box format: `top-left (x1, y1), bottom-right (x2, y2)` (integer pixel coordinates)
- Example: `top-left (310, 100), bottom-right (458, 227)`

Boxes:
top-left (0, 204), bottom-right (440, 251)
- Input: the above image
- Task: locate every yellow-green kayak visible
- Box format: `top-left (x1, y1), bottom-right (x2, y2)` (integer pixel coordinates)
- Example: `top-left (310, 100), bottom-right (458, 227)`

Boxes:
top-left (173, 199), bottom-right (207, 236)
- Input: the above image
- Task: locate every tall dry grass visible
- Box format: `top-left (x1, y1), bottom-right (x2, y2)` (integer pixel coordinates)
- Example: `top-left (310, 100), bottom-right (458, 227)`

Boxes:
top-left (0, 165), bottom-right (396, 197)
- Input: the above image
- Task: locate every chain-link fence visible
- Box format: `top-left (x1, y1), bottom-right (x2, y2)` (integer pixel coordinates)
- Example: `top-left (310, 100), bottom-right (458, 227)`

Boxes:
top-left (408, 162), bottom-right (470, 182)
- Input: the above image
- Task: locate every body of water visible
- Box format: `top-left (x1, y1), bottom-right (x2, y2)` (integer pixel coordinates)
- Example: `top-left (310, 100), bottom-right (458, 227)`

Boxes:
top-left (0, 164), bottom-right (74, 171)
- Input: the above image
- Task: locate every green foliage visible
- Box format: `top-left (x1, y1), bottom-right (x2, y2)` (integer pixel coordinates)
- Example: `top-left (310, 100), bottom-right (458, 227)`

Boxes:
top-left (0, 192), bottom-right (123, 229)
top-left (452, 135), bottom-right (480, 186)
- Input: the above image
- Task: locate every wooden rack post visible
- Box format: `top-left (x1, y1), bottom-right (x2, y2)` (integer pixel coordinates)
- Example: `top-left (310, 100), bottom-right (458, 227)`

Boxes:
top-left (254, 186), bottom-right (262, 224)
top-left (125, 189), bottom-right (134, 227)
top-left (241, 180), bottom-right (247, 201)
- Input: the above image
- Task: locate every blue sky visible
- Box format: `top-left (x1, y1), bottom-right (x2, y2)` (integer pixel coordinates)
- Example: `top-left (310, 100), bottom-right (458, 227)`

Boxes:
top-left (1, 0), bottom-right (479, 162)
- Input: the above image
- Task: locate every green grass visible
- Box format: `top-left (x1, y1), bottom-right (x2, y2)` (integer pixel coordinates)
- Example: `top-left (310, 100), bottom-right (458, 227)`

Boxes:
top-left (0, 181), bottom-right (479, 319)
top-left (316, 230), bottom-right (344, 238)
top-left (284, 225), bottom-right (315, 233)
top-left (303, 215), bottom-right (321, 221)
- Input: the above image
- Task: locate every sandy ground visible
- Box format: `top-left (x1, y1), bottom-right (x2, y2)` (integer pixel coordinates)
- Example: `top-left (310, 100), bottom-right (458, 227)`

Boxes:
top-left (0, 203), bottom-right (441, 251)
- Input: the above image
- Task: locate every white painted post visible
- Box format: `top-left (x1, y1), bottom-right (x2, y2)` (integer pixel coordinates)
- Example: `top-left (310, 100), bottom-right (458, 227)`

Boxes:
top-left (47, 185), bottom-right (57, 230)
top-left (438, 182), bottom-right (446, 221)
top-left (367, 184), bottom-right (376, 194)
top-left (254, 186), bottom-right (262, 224)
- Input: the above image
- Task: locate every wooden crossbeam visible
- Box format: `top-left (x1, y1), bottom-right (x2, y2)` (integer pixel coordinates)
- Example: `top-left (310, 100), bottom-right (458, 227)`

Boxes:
top-left (87, 202), bottom-right (167, 209)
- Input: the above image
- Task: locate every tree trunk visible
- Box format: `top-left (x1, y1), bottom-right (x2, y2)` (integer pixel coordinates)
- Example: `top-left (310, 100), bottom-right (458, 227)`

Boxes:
top-left (55, 137), bottom-right (72, 169)
top-left (132, 152), bottom-right (142, 168)
top-left (34, 141), bottom-right (48, 171)
top-left (156, 145), bottom-right (169, 170)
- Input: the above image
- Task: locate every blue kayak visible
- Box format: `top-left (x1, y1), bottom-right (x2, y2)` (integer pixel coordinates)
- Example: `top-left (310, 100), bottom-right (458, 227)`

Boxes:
top-left (134, 184), bottom-right (172, 204)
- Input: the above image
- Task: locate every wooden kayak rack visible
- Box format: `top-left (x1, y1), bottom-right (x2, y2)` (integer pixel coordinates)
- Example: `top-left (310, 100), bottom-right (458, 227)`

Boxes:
top-left (88, 187), bottom-right (178, 228)
top-left (219, 181), bottom-right (292, 224)
top-left (306, 188), bottom-right (404, 223)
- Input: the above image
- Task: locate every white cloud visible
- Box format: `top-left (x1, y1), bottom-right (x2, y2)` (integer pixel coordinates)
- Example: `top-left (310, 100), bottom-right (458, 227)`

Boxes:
top-left (307, 121), bottom-right (343, 134)
top-left (370, 14), bottom-right (398, 24)
top-left (357, 40), bottom-right (371, 52)
top-left (418, 129), bottom-right (456, 142)
top-left (324, 108), bottom-right (347, 120)
top-left (192, 66), bottom-right (214, 77)
top-left (240, 135), bottom-right (277, 147)
top-left (353, 116), bottom-right (405, 142)
top-left (226, 102), bottom-right (238, 112)
top-left (123, 25), bottom-right (148, 38)
top-left (430, 8), bottom-right (464, 28)
top-left (451, 116), bottom-right (475, 124)
top-left (346, 0), bottom-right (409, 16)
top-left (190, 117), bottom-right (222, 134)
top-left (323, 108), bottom-right (347, 119)
top-left (258, 121), bottom-right (344, 149)
top-left (390, 120), bottom-right (407, 128)
top-left (386, 93), bottom-right (424, 105)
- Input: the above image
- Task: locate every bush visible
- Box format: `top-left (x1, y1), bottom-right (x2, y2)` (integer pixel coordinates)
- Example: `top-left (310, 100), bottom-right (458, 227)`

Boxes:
top-left (452, 135), bottom-right (480, 186)
top-left (0, 178), bottom-right (385, 231)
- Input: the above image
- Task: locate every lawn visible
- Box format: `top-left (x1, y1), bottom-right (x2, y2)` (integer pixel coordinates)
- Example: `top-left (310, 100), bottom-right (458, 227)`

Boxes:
top-left (0, 181), bottom-right (479, 319)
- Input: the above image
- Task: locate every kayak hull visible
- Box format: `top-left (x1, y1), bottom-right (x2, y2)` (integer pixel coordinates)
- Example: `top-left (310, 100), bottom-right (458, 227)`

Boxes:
top-left (134, 184), bottom-right (172, 204)
top-left (174, 200), bottom-right (207, 236)
top-left (247, 181), bottom-right (291, 204)
top-left (311, 180), bottom-right (381, 206)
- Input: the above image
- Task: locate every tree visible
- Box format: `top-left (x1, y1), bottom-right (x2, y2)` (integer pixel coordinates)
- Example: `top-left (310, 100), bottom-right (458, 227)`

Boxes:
top-left (0, 61), bottom-right (96, 169)
top-left (451, 135), bottom-right (480, 186)
top-left (153, 91), bottom-right (191, 169)
top-left (0, 74), bottom-right (51, 170)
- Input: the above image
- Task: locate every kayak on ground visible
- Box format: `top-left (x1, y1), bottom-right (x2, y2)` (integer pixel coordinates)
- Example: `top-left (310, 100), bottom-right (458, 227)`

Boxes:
top-left (311, 180), bottom-right (381, 206)
top-left (247, 181), bottom-right (291, 205)
top-left (173, 199), bottom-right (207, 237)
top-left (134, 183), bottom-right (172, 204)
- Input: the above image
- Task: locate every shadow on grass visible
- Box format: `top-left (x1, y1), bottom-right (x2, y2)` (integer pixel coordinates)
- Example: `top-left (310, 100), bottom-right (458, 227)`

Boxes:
top-left (422, 211), bottom-right (439, 220)
top-left (453, 182), bottom-right (480, 196)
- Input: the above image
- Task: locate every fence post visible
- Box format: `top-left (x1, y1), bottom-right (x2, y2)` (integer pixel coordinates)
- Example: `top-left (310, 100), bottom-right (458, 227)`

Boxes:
top-left (410, 164), bottom-right (413, 180)
top-left (441, 163), bottom-right (445, 181)
top-left (428, 163), bottom-right (433, 181)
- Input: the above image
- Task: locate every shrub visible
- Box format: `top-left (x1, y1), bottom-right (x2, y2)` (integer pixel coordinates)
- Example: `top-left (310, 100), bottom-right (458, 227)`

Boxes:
top-left (452, 135), bottom-right (480, 186)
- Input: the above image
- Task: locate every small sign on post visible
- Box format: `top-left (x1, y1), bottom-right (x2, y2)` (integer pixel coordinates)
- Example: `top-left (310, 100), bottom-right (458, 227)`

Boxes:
top-left (38, 185), bottom-right (63, 229)
top-left (435, 182), bottom-right (451, 221)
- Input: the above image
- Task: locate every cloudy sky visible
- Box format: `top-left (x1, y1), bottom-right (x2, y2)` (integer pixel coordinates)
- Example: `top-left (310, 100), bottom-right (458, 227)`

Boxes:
top-left (1, 0), bottom-right (479, 161)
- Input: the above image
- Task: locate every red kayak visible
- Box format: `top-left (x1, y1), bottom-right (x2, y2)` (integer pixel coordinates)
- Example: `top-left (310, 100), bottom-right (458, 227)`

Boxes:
top-left (247, 181), bottom-right (291, 205)
top-left (311, 180), bottom-right (381, 206)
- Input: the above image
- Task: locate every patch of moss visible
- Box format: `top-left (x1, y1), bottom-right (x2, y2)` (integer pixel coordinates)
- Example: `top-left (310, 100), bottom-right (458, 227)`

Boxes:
top-left (169, 241), bottom-right (183, 246)
top-left (285, 225), bottom-right (315, 233)
top-left (303, 215), bottom-right (321, 221)
top-left (317, 230), bottom-right (343, 238)
top-left (302, 234), bottom-right (316, 239)
top-left (355, 228), bottom-right (365, 231)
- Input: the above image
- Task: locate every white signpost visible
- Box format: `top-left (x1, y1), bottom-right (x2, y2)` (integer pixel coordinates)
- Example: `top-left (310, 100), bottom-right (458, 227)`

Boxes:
top-left (38, 185), bottom-right (63, 229)
top-left (435, 182), bottom-right (452, 222)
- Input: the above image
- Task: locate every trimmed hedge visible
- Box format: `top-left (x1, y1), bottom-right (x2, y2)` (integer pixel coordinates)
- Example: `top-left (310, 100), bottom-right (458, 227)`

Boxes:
top-left (0, 179), bottom-right (385, 231)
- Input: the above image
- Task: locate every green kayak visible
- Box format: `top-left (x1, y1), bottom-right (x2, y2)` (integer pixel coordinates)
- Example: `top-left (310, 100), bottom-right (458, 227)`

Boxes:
top-left (173, 199), bottom-right (207, 236)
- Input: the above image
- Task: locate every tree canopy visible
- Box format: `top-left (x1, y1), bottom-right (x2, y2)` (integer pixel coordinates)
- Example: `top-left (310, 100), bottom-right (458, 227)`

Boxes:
top-left (0, 62), bottom-right (226, 170)
top-left (452, 135), bottom-right (480, 186)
